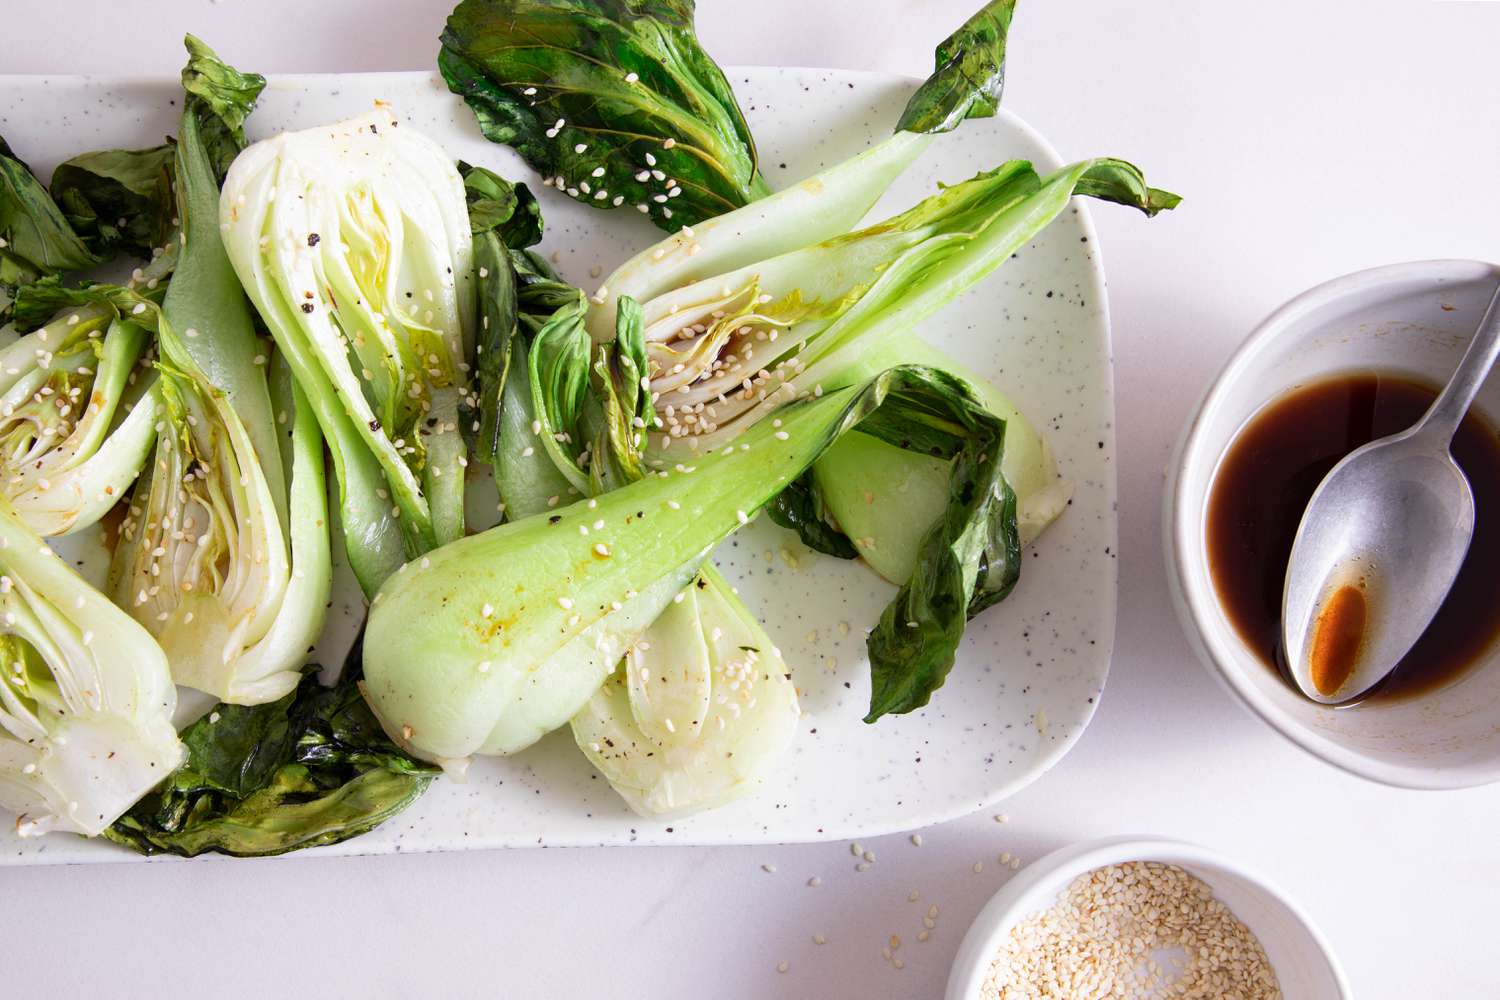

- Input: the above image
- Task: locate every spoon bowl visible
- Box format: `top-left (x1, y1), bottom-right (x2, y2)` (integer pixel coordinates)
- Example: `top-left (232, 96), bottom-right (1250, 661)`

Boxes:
top-left (1282, 428), bottom-right (1475, 704)
top-left (1281, 281), bottom-right (1500, 704)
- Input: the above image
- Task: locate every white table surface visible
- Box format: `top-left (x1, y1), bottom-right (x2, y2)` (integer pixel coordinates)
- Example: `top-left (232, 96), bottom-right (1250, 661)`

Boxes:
top-left (7, 1), bottom-right (1500, 997)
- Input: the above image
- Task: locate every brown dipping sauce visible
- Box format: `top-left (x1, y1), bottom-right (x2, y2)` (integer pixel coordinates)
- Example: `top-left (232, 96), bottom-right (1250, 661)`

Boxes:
top-left (1207, 372), bottom-right (1500, 704)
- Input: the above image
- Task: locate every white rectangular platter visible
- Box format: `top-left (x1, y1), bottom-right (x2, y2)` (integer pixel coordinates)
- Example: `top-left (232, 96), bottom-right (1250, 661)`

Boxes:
top-left (0, 67), bottom-right (1117, 863)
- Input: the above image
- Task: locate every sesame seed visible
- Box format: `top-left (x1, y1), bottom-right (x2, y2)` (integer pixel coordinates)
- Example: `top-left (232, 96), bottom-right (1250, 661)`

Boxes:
top-left (775, 962), bottom-right (788, 975)
top-left (624, 71), bottom-right (639, 83)
top-left (557, 596), bottom-right (574, 609)
top-left (813, 933), bottom-right (826, 945)
top-left (807, 876), bottom-right (821, 887)
top-left (574, 143), bottom-right (588, 154)
top-left (761, 863), bottom-right (776, 873)
top-left (978, 861), bottom-right (1280, 999)
top-left (973, 861), bottom-right (985, 874)
top-left (911, 834), bottom-right (923, 846)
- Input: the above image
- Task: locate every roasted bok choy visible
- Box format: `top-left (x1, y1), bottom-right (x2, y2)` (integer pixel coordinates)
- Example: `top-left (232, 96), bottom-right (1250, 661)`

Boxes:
top-left (364, 365), bottom-right (1014, 762)
top-left (109, 52), bottom-right (332, 706)
top-left (0, 500), bottom-right (182, 837)
top-left (461, 164), bottom-right (801, 813)
top-left (0, 298), bottom-right (157, 537)
top-left (221, 107), bottom-right (475, 595)
top-left (592, 156), bottom-right (1172, 579)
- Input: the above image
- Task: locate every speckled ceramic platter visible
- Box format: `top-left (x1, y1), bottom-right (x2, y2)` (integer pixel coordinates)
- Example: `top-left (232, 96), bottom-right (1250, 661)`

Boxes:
top-left (0, 68), bottom-right (1116, 863)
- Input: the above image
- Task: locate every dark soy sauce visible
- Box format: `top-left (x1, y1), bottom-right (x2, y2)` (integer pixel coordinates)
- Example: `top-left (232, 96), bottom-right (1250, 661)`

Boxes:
top-left (1206, 372), bottom-right (1500, 704)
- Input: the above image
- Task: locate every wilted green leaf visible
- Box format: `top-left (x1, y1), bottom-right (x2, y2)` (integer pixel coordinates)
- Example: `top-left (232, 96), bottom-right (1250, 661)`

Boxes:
top-left (440, 0), bottom-right (770, 229)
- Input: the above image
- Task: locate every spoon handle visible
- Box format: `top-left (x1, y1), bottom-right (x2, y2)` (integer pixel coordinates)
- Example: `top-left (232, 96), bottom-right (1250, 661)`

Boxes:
top-left (1417, 281), bottom-right (1500, 446)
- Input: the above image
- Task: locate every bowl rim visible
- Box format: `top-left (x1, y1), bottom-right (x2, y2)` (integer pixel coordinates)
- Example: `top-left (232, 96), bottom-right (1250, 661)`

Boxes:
top-left (1164, 258), bottom-right (1500, 790)
top-left (944, 834), bottom-right (1351, 1000)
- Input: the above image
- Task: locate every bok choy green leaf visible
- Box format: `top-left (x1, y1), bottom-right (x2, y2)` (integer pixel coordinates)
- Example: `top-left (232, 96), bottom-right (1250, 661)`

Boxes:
top-left (440, 0), bottom-right (771, 230)
top-left (896, 0), bottom-right (1016, 134)
top-left (106, 633), bottom-right (437, 858)
top-left (50, 145), bottom-right (176, 263)
top-left (0, 137), bottom-right (99, 314)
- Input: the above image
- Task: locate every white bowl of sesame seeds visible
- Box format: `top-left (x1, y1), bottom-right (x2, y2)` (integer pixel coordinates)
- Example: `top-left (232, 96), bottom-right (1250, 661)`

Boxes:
top-left (945, 835), bottom-right (1349, 1000)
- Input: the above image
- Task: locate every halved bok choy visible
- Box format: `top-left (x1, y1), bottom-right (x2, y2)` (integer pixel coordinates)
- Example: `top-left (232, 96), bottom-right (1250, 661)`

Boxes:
top-left (109, 51), bottom-right (331, 707)
top-left (0, 298), bottom-right (157, 537)
top-left (364, 364), bottom-right (1016, 765)
top-left (572, 566), bottom-right (799, 817)
top-left (0, 498), bottom-right (182, 837)
top-left (461, 177), bottom-right (799, 813)
top-left (589, 152), bottom-right (1174, 580)
top-left (221, 107), bottom-right (476, 594)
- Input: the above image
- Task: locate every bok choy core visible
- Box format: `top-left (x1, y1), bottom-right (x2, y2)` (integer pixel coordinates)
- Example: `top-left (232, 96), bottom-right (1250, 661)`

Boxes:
top-left (591, 157), bottom-right (1175, 462)
top-left (0, 499), bottom-right (182, 837)
top-left (0, 298), bottom-right (157, 536)
top-left (221, 107), bottom-right (475, 594)
top-left (364, 364), bottom-right (1014, 762)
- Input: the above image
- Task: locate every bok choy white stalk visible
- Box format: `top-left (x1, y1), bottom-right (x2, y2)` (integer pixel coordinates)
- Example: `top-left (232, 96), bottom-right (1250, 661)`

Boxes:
top-left (221, 107), bottom-right (475, 594)
top-left (364, 364), bottom-right (1014, 762)
top-left (0, 499), bottom-right (182, 837)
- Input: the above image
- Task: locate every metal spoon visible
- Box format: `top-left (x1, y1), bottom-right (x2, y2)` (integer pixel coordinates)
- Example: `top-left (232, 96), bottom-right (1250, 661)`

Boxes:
top-left (1282, 282), bottom-right (1500, 704)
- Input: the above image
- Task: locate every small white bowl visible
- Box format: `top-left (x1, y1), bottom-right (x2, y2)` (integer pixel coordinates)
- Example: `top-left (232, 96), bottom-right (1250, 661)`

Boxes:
top-left (945, 835), bottom-right (1349, 1000)
top-left (1166, 260), bottom-right (1500, 788)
